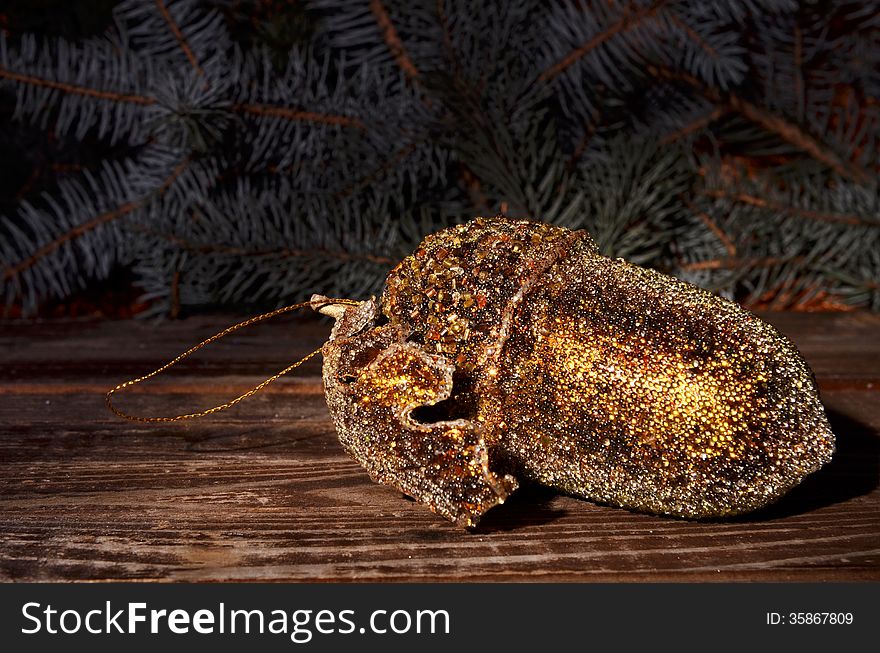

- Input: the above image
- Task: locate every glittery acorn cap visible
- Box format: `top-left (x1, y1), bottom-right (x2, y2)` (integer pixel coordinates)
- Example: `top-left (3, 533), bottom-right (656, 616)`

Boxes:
top-left (381, 216), bottom-right (597, 374)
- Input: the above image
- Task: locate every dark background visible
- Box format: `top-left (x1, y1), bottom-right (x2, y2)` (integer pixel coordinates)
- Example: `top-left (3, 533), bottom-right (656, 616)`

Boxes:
top-left (1, 1), bottom-right (877, 319)
top-left (1, 0), bottom-right (317, 318)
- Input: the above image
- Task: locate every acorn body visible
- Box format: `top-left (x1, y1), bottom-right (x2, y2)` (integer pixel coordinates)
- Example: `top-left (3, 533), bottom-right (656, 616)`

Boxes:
top-left (319, 217), bottom-right (835, 526)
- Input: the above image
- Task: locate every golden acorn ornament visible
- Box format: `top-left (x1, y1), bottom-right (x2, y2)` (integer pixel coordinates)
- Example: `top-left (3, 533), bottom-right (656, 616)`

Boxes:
top-left (315, 216), bottom-right (835, 527)
top-left (107, 215), bottom-right (836, 528)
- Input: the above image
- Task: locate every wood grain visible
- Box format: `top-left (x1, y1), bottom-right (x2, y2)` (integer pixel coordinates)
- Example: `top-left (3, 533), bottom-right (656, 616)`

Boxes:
top-left (1, 312), bottom-right (878, 582)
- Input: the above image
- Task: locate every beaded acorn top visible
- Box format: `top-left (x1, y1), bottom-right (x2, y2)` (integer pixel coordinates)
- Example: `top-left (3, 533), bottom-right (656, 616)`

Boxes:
top-left (381, 216), bottom-right (596, 373)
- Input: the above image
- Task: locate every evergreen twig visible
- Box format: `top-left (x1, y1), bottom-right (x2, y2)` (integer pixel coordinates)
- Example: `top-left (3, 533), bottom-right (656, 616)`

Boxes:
top-left (0, 0), bottom-right (876, 315)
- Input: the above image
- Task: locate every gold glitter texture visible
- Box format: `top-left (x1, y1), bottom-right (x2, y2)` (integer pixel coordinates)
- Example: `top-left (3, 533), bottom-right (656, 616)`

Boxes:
top-left (318, 216), bottom-right (835, 525)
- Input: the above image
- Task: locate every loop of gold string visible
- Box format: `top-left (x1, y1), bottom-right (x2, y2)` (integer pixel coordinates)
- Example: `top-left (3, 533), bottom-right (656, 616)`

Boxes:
top-left (106, 298), bottom-right (360, 422)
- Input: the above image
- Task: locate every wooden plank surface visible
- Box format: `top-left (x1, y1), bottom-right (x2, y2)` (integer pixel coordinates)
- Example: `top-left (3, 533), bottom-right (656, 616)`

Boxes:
top-left (1, 311), bottom-right (878, 582)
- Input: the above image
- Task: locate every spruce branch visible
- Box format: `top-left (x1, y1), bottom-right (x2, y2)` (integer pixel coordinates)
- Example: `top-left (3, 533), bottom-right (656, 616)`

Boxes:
top-left (1, 0), bottom-right (877, 314)
top-left (726, 93), bottom-right (872, 185)
top-left (369, 0), bottom-right (420, 81)
top-left (155, 0), bottom-right (205, 77)
top-left (3, 158), bottom-right (189, 284)
top-left (681, 195), bottom-right (737, 257)
top-left (146, 230), bottom-right (396, 267)
top-left (539, 0), bottom-right (671, 82)
top-left (232, 102), bottom-right (367, 130)
top-left (661, 107), bottom-right (724, 143)
top-left (0, 62), bottom-right (366, 131)
top-left (566, 103), bottom-right (603, 172)
top-left (336, 140), bottom-right (421, 197)
top-left (647, 64), bottom-right (873, 184)
top-left (700, 189), bottom-right (879, 228)
top-left (680, 255), bottom-right (804, 272)
top-left (666, 11), bottom-right (718, 62)
top-left (0, 66), bottom-right (155, 106)
top-left (434, 0), bottom-right (462, 76)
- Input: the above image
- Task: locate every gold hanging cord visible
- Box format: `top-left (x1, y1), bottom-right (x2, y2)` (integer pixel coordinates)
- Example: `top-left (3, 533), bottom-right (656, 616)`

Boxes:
top-left (106, 298), bottom-right (360, 423)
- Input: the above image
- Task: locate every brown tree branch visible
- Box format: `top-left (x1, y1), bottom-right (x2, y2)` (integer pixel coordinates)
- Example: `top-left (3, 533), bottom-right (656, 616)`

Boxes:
top-left (749, 286), bottom-right (856, 312)
top-left (726, 94), bottom-right (870, 184)
top-left (539, 0), bottom-right (670, 82)
top-left (666, 11), bottom-right (718, 60)
top-left (647, 64), bottom-right (872, 184)
top-left (460, 164), bottom-right (489, 213)
top-left (566, 103), bottom-right (602, 172)
top-left (232, 103), bottom-right (367, 130)
top-left (436, 0), bottom-right (462, 76)
top-left (1, 66), bottom-right (363, 130)
top-left (701, 188), bottom-right (878, 227)
top-left (793, 26), bottom-right (803, 113)
top-left (370, 0), bottom-right (420, 81)
top-left (147, 230), bottom-right (396, 266)
top-left (680, 255), bottom-right (804, 272)
top-left (660, 107), bottom-right (724, 143)
top-left (681, 196), bottom-right (736, 256)
top-left (155, 0), bottom-right (204, 77)
top-left (0, 66), bottom-right (155, 105)
top-left (3, 159), bottom-right (189, 283)
top-left (336, 141), bottom-right (420, 198)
